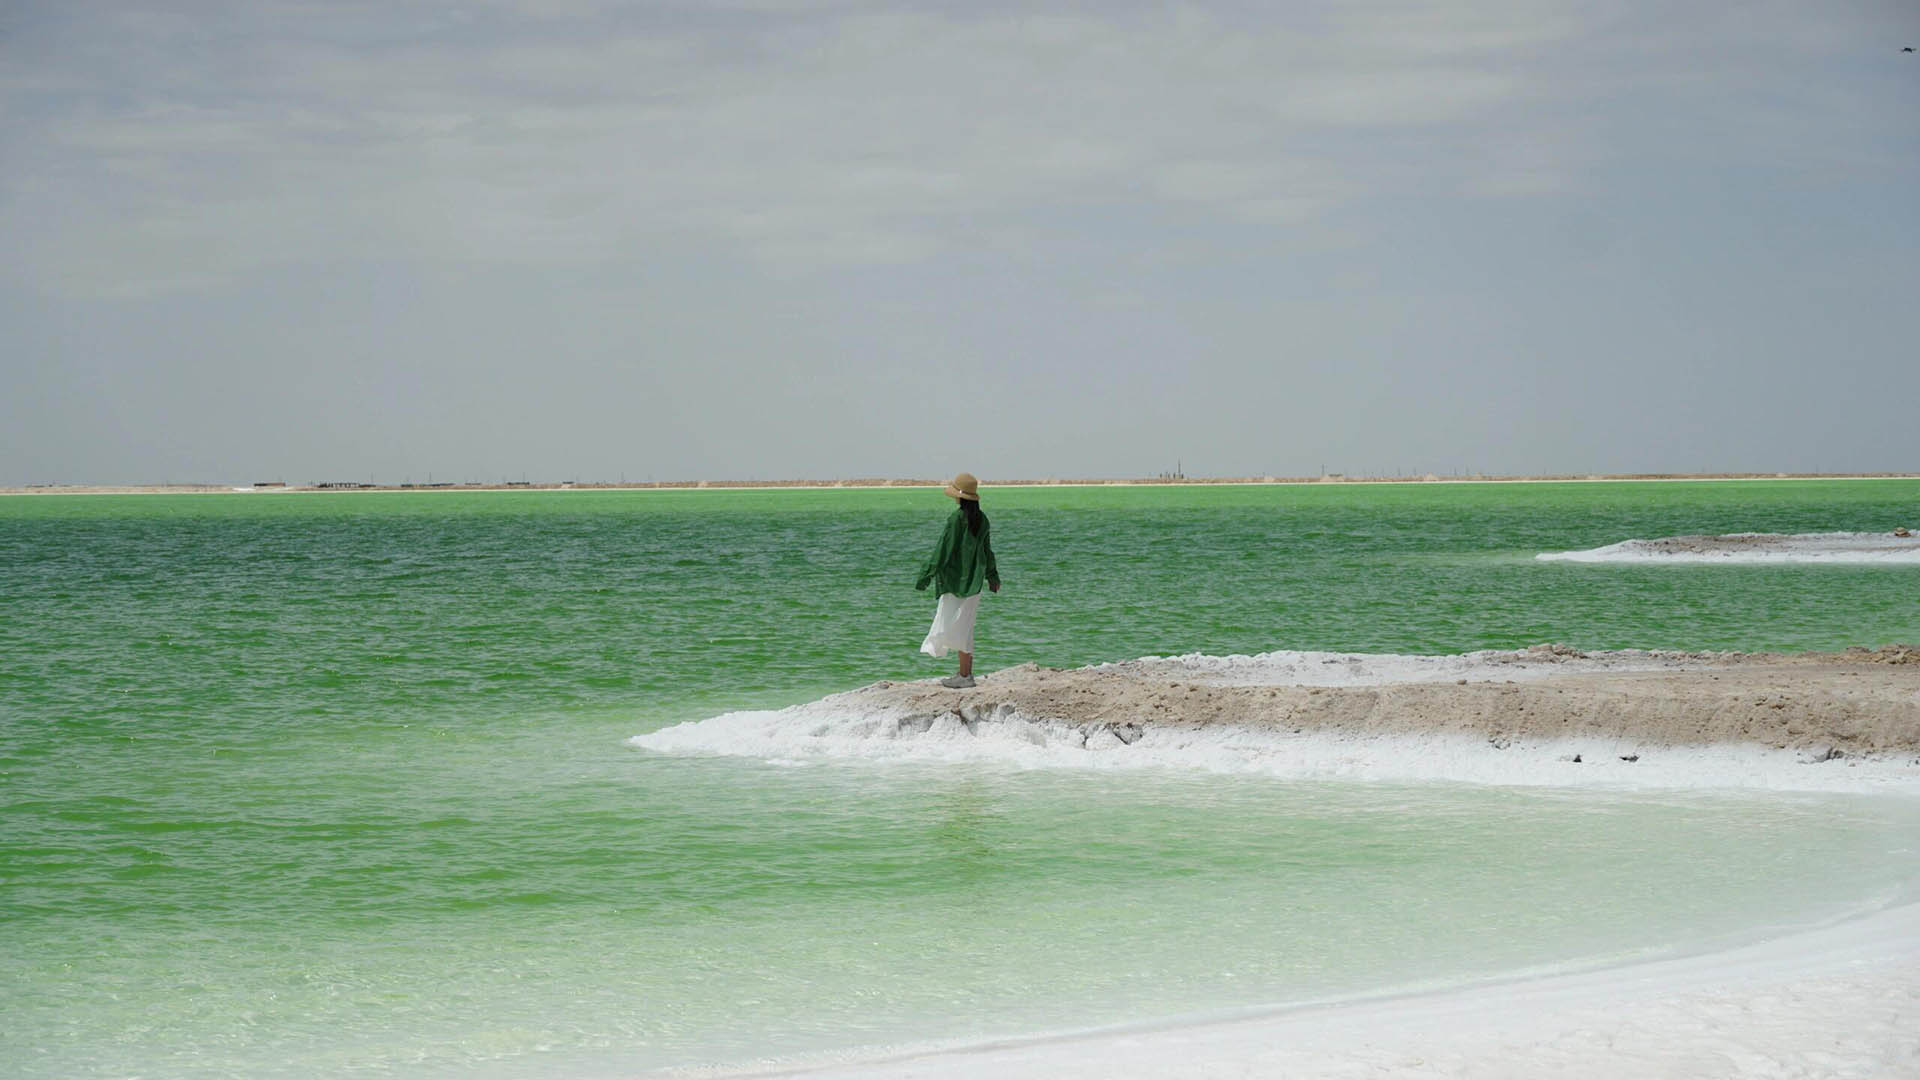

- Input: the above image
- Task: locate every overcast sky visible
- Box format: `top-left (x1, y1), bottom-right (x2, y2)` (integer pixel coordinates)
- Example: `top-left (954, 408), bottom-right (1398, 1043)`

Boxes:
top-left (3, 1), bottom-right (1917, 484)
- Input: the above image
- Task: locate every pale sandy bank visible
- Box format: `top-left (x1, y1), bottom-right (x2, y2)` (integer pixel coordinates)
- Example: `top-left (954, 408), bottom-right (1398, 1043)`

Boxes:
top-left (815, 644), bottom-right (1920, 758)
top-left (635, 646), bottom-right (1920, 793)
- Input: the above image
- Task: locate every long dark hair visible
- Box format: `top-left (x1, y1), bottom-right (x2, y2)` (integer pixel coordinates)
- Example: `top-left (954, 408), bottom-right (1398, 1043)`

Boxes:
top-left (959, 497), bottom-right (985, 536)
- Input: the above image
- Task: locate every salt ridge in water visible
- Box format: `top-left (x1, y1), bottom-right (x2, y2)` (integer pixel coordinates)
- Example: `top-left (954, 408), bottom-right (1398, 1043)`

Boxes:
top-left (1538, 530), bottom-right (1920, 564)
top-left (629, 648), bottom-right (1920, 795)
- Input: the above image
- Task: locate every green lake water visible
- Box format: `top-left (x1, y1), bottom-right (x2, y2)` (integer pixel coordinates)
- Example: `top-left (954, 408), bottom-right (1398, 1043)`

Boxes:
top-left (4, 480), bottom-right (1918, 1076)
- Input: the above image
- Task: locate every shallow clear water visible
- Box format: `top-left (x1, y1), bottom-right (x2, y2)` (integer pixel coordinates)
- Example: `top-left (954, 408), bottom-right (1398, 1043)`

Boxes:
top-left (4, 481), bottom-right (1919, 1076)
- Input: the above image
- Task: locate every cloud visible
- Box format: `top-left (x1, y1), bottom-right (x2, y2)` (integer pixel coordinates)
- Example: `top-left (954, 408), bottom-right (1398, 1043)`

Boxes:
top-left (2, 0), bottom-right (1903, 299)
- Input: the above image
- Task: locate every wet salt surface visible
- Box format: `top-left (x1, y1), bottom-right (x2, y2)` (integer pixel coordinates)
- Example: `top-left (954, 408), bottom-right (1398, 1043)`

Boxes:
top-left (758, 900), bottom-right (1920, 1080)
top-left (634, 701), bottom-right (1920, 796)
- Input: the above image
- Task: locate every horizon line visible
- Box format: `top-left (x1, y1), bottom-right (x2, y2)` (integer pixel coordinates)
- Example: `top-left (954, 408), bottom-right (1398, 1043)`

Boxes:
top-left (6, 471), bottom-right (1920, 496)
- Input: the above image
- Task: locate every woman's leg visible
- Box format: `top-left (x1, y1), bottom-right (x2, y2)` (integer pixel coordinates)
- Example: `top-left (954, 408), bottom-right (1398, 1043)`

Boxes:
top-left (957, 651), bottom-right (972, 678)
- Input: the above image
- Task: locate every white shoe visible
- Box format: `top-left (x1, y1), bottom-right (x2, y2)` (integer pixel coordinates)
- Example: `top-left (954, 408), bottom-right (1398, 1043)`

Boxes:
top-left (939, 675), bottom-right (976, 689)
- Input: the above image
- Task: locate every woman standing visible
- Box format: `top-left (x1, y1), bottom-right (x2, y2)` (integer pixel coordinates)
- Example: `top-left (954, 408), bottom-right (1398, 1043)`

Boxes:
top-left (915, 472), bottom-right (1001, 688)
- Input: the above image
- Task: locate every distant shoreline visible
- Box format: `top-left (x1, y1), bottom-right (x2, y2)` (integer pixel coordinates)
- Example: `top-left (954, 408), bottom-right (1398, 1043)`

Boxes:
top-left (4, 472), bottom-right (1918, 496)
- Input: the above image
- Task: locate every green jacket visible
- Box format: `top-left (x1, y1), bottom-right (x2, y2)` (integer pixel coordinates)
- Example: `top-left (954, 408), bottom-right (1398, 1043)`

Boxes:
top-left (915, 507), bottom-right (1000, 598)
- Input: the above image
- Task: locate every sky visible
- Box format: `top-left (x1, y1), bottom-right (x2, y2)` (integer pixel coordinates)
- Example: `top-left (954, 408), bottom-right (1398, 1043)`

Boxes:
top-left (3, 0), bottom-right (1917, 484)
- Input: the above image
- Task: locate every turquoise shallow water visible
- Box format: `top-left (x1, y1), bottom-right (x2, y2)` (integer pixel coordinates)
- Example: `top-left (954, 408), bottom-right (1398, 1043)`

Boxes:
top-left (4, 481), bottom-right (1919, 1076)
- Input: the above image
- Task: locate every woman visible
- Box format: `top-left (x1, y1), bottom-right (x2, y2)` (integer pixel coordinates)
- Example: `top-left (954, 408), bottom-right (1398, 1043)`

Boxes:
top-left (915, 472), bottom-right (1001, 688)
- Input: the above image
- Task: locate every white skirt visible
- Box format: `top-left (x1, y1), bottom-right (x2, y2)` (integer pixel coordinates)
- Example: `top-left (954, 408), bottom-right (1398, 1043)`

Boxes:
top-left (919, 592), bottom-right (981, 657)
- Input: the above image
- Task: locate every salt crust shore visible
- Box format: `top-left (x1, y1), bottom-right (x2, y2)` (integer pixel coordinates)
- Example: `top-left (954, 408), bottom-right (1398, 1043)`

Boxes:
top-left (745, 900), bottom-right (1920, 1080)
top-left (639, 647), bottom-right (1920, 1079)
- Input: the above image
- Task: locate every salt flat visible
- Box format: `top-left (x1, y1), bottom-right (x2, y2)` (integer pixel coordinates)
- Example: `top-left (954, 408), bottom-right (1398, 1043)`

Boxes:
top-left (645, 646), bottom-right (1920, 1079)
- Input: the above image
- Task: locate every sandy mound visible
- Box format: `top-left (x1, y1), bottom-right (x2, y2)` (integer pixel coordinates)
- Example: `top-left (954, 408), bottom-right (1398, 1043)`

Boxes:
top-left (849, 646), bottom-right (1920, 757)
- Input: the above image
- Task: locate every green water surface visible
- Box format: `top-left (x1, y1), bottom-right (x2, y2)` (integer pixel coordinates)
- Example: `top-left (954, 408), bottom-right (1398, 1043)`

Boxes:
top-left (3, 480), bottom-right (1918, 1077)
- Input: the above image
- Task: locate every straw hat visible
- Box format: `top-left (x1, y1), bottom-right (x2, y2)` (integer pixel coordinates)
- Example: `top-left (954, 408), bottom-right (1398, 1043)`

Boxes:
top-left (943, 472), bottom-right (980, 501)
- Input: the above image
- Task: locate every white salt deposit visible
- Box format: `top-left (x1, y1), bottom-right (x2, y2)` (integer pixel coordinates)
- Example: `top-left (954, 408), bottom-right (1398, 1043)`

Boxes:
top-left (1094, 644), bottom-right (1730, 686)
top-left (632, 703), bottom-right (1920, 796)
top-left (1539, 531), bottom-right (1920, 564)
